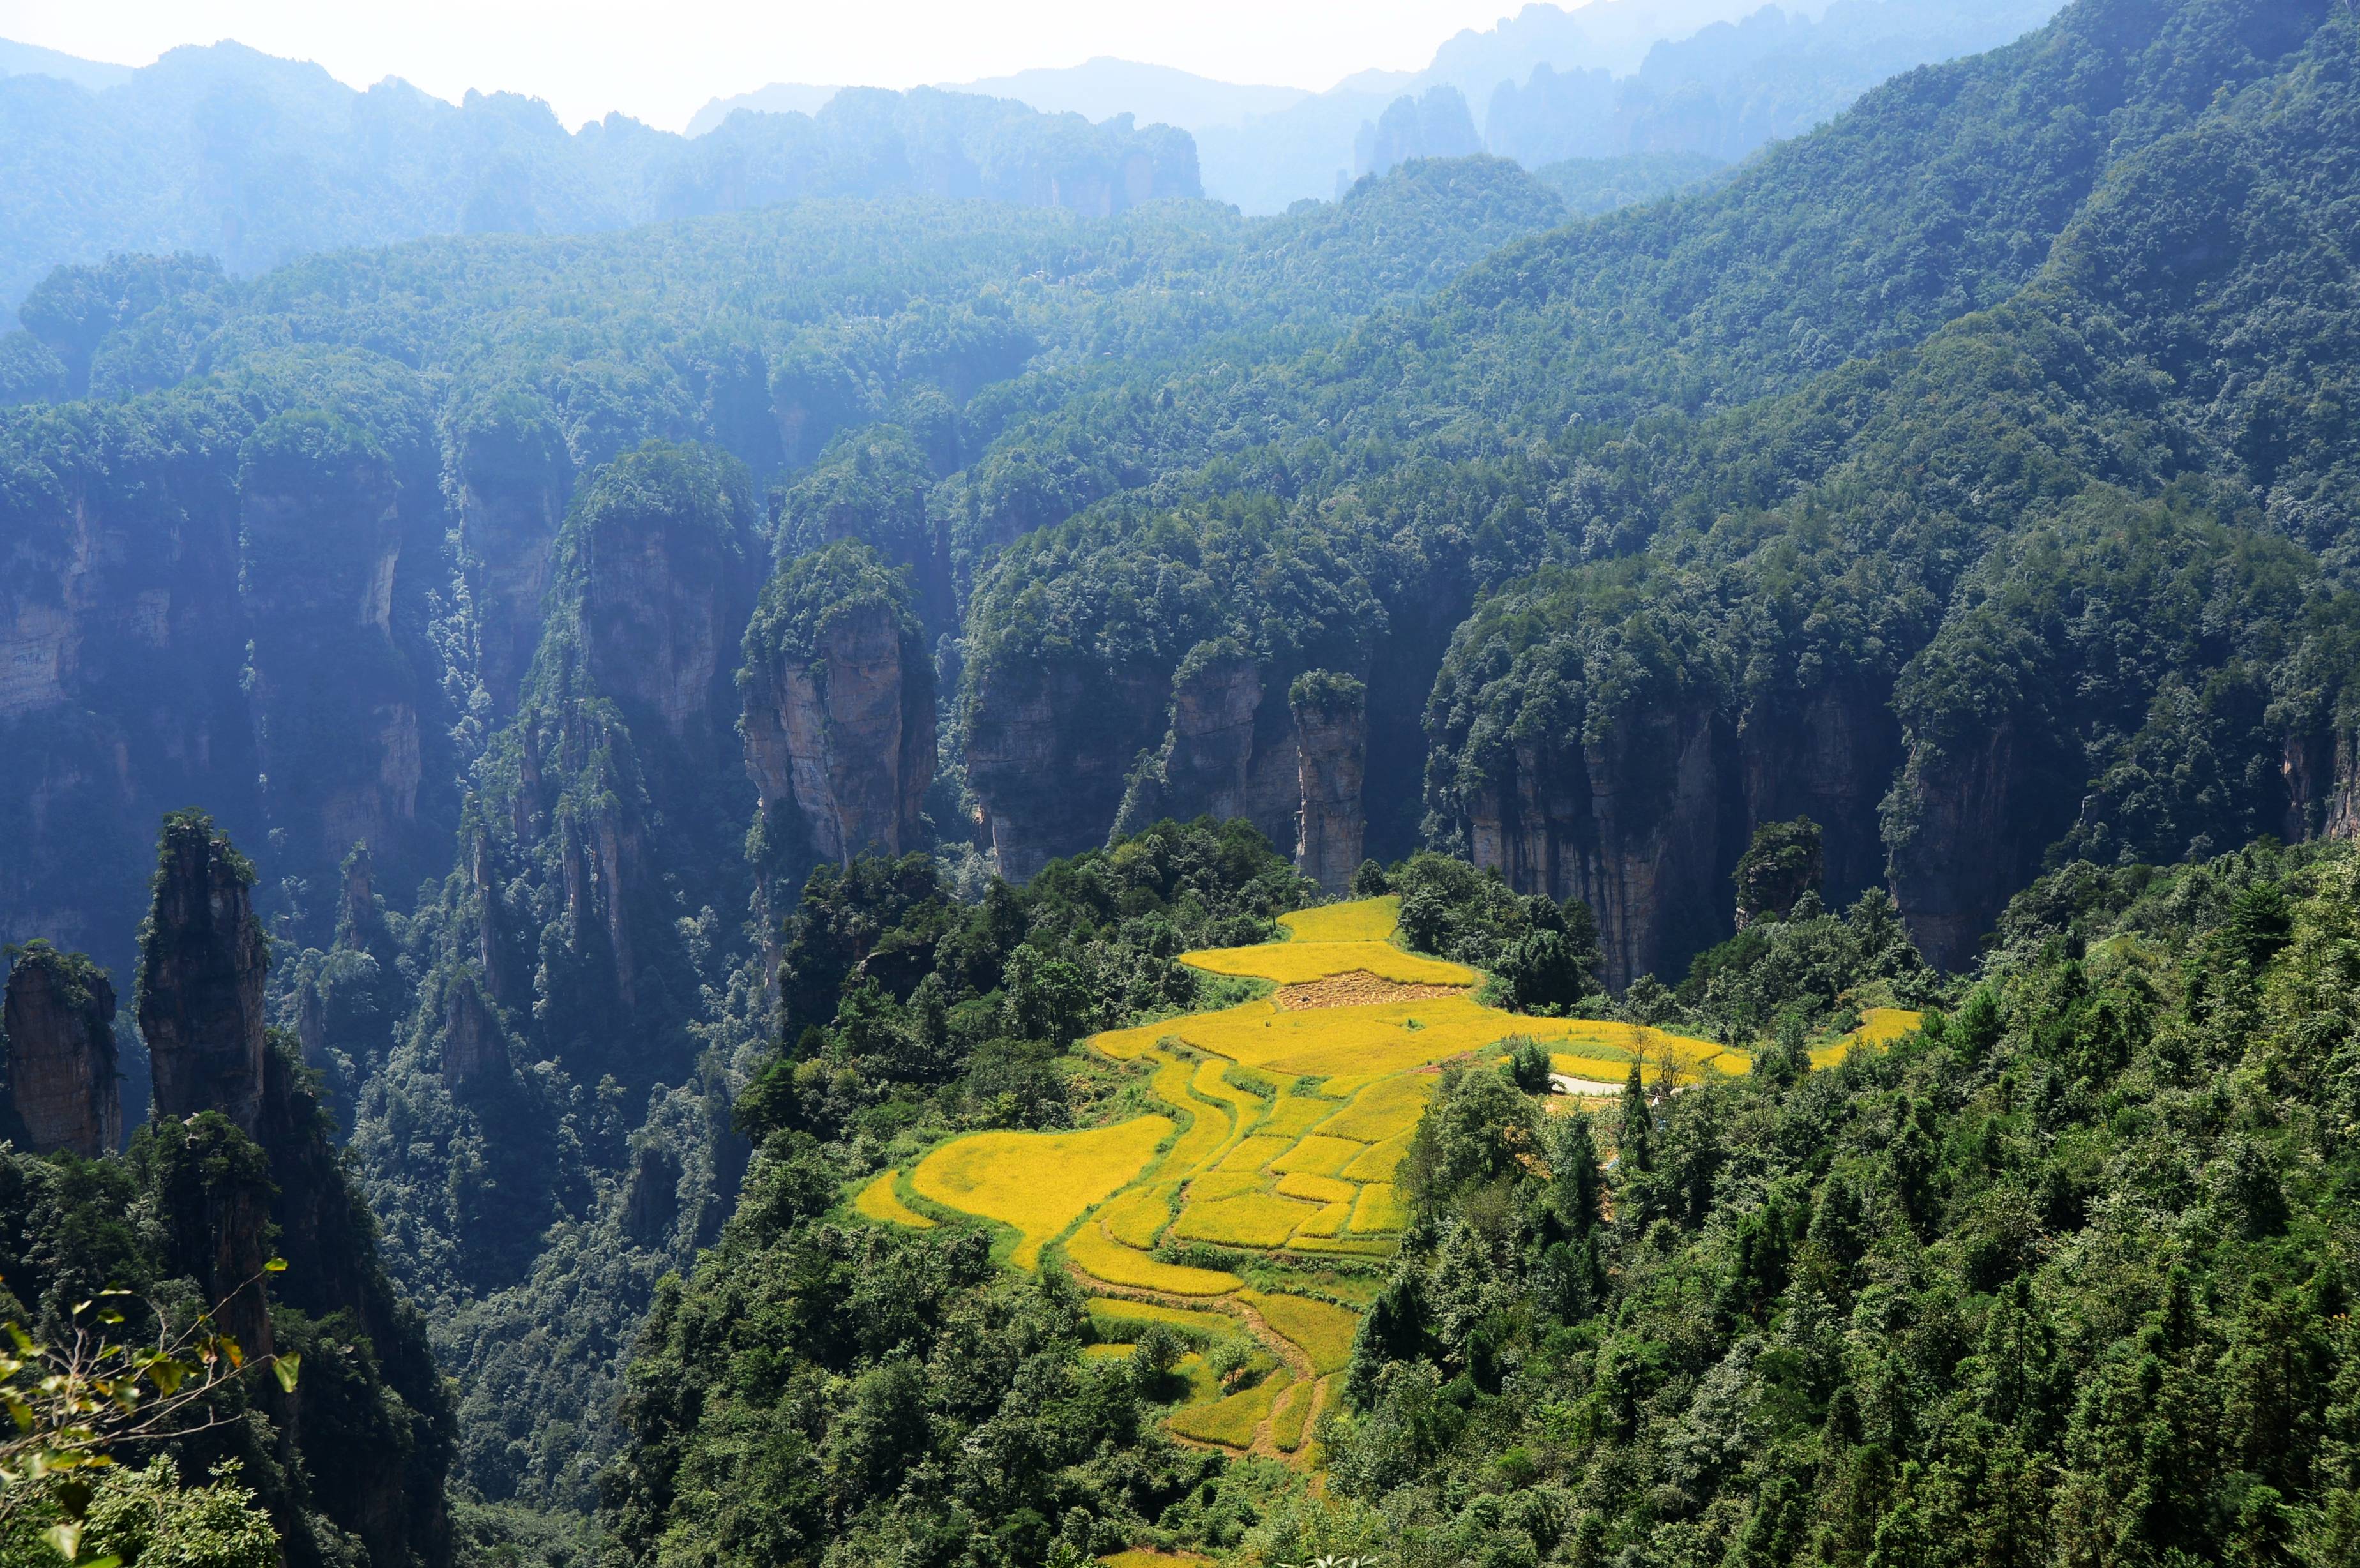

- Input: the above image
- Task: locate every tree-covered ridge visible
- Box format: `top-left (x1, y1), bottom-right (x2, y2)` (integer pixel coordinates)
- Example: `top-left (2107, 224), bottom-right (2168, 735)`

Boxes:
top-left (1313, 837), bottom-right (2360, 1568)
top-left (0, 810), bottom-right (453, 1568)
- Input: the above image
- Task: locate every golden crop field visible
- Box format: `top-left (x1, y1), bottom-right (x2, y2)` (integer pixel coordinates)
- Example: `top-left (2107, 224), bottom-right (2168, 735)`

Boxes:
top-left (1243, 1290), bottom-right (1360, 1375)
top-left (1064, 1221), bottom-right (1241, 1295)
top-left (1317, 1073), bottom-right (1435, 1141)
top-left (1267, 1380), bottom-right (1315, 1452)
top-left (1812, 1006), bottom-right (1924, 1067)
top-left (1216, 1133), bottom-right (1296, 1172)
top-left (1087, 1298), bottom-right (1244, 1346)
top-left (1173, 1191), bottom-right (1327, 1248)
top-left (1269, 1135), bottom-right (1365, 1177)
top-left (1177, 940), bottom-right (1479, 987)
top-left (1274, 1376), bottom-right (1331, 1452)
top-left (1259, 1090), bottom-right (1347, 1139)
top-left (1274, 1172), bottom-right (1356, 1205)
top-left (1108, 991), bottom-right (1740, 1080)
top-left (909, 1115), bottom-right (1171, 1269)
top-left (1350, 1182), bottom-right (1409, 1233)
top-left (851, 1170), bottom-right (934, 1229)
top-left (1173, 895), bottom-right (1479, 987)
top-left (1100, 1183), bottom-right (1174, 1248)
top-left (1278, 898), bottom-right (1403, 942)
top-left (1294, 1200), bottom-right (1352, 1237)
top-left (1169, 1366), bottom-right (1294, 1448)
top-left (1340, 1134), bottom-right (1412, 1182)
top-left (969, 893), bottom-right (1776, 1467)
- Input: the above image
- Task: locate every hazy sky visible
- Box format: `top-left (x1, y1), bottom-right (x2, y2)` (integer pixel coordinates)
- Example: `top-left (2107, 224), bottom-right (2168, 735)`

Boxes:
top-left (0, 0), bottom-right (1540, 132)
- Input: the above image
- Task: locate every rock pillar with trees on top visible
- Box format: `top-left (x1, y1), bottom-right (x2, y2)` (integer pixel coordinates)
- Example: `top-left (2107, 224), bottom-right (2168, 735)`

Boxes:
top-left (1292, 670), bottom-right (1368, 894)
top-left (1, 940), bottom-right (121, 1156)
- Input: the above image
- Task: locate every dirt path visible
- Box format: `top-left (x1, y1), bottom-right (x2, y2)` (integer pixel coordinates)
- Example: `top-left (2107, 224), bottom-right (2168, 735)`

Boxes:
top-left (1066, 1247), bottom-right (1324, 1465)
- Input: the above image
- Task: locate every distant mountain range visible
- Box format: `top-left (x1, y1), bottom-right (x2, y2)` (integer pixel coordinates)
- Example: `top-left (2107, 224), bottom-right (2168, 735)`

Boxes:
top-left (690, 58), bottom-right (1312, 139)
top-left (685, 0), bottom-right (2058, 212)
top-left (0, 0), bottom-right (2063, 304)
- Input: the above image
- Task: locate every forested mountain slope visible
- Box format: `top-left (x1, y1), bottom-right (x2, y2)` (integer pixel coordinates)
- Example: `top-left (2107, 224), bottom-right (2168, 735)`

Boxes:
top-left (3, 0), bottom-right (2359, 1557)
top-left (0, 154), bottom-right (1571, 1518)
top-left (952, 0), bottom-right (2360, 975)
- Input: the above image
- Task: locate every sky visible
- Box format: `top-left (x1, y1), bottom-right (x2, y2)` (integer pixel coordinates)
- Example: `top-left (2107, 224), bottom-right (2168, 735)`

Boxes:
top-left (0, 0), bottom-right (1545, 132)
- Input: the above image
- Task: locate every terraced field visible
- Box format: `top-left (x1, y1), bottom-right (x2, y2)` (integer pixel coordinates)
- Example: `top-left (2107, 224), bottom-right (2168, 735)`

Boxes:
top-left (1812, 1006), bottom-right (1926, 1068)
top-left (843, 896), bottom-right (1750, 1464)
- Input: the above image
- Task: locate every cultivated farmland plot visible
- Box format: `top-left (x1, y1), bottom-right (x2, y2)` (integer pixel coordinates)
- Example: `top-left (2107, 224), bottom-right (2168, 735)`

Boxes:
top-left (845, 897), bottom-right (1912, 1462)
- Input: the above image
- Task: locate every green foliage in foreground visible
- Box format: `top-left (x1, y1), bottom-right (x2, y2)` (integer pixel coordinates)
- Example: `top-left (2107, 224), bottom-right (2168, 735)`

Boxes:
top-left (1322, 839), bottom-right (2360, 1568)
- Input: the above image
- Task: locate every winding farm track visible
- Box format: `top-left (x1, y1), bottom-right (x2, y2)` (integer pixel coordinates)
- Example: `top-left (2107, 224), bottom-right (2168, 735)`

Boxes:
top-left (1066, 1240), bottom-right (1326, 1461)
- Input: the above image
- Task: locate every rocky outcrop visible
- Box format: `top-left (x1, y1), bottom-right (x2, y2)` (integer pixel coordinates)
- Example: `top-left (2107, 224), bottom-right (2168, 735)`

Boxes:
top-left (968, 658), bottom-right (1169, 880)
top-left (577, 467), bottom-right (754, 751)
top-left (1, 941), bottom-right (120, 1156)
top-left (1116, 644), bottom-right (1305, 852)
top-left (1736, 682), bottom-right (1902, 906)
top-left (742, 597), bottom-right (935, 866)
top-left (441, 972), bottom-right (507, 1088)
top-left (1292, 672), bottom-right (1368, 894)
top-left (2283, 727), bottom-right (2360, 843)
top-left (137, 811), bottom-right (269, 1135)
top-left (0, 418), bottom-right (252, 971)
top-left (453, 400), bottom-right (572, 716)
top-left (1462, 699), bottom-right (1741, 990)
top-left (1884, 723), bottom-right (2038, 973)
top-left (239, 413), bottom-right (426, 895)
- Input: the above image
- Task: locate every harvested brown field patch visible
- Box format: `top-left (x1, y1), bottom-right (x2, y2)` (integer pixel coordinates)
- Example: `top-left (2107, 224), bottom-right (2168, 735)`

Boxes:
top-left (1272, 972), bottom-right (1470, 1010)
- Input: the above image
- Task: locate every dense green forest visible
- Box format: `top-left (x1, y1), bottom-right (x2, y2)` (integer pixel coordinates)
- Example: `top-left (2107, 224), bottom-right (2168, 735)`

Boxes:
top-left (4, 0), bottom-right (2360, 1562)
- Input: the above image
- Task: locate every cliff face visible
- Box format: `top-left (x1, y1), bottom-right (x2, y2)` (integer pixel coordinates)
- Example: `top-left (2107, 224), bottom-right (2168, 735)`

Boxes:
top-left (2283, 727), bottom-right (2360, 843)
top-left (128, 809), bottom-right (455, 1568)
top-left (742, 598), bottom-right (935, 866)
top-left (1884, 723), bottom-right (2039, 972)
top-left (1736, 681), bottom-right (1904, 905)
top-left (1462, 698), bottom-right (1741, 989)
top-left (455, 404), bottom-right (572, 718)
top-left (1, 941), bottom-right (119, 1156)
top-left (238, 414), bottom-right (427, 896)
top-left (579, 469), bottom-right (755, 751)
top-left (1151, 648), bottom-right (1303, 852)
top-left (0, 423), bottom-right (253, 971)
top-left (1292, 672), bottom-right (1368, 894)
top-left (968, 657), bottom-right (1169, 881)
top-left (138, 811), bottom-right (269, 1135)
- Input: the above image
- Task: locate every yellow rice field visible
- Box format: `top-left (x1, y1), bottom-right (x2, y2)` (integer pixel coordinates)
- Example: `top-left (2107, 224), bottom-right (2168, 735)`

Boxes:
top-left (1350, 1182), bottom-right (1409, 1233)
top-left (1064, 1221), bottom-right (1241, 1295)
top-left (1169, 1367), bottom-right (1294, 1448)
top-left (1100, 991), bottom-right (1742, 1080)
top-left (1243, 1290), bottom-right (1360, 1374)
top-left (1177, 940), bottom-right (1479, 987)
top-left (1268, 1380), bottom-right (1314, 1452)
top-left (1260, 1090), bottom-right (1347, 1138)
top-left (974, 893), bottom-right (1762, 1465)
top-left (1269, 1135), bottom-right (1366, 1177)
top-left (1340, 1136), bottom-right (1410, 1182)
top-left (909, 1116), bottom-right (1171, 1269)
top-left (1173, 1192), bottom-right (1326, 1248)
top-left (1278, 898), bottom-right (1404, 942)
top-left (1275, 1173), bottom-right (1356, 1205)
top-left (1812, 1006), bottom-right (1924, 1067)
top-left (1100, 1183), bottom-right (1174, 1248)
top-left (1317, 1073), bottom-right (1435, 1142)
top-left (852, 1170), bottom-right (934, 1229)
top-left (1087, 1298), bottom-right (1244, 1345)
top-left (1174, 895), bottom-right (1480, 987)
